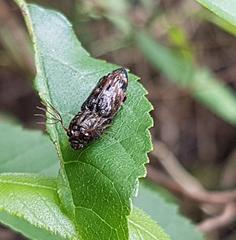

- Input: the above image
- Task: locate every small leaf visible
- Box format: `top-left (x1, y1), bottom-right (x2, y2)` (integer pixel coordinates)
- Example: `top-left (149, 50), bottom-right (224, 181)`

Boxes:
top-left (136, 31), bottom-right (236, 125)
top-left (197, 0), bottom-right (236, 28)
top-left (0, 173), bottom-right (76, 240)
top-left (16, 2), bottom-right (153, 239)
top-left (0, 123), bottom-right (59, 176)
top-left (134, 182), bottom-right (204, 240)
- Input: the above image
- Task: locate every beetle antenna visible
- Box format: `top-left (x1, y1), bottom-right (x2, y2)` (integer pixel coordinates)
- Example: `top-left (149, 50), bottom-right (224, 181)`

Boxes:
top-left (35, 99), bottom-right (68, 131)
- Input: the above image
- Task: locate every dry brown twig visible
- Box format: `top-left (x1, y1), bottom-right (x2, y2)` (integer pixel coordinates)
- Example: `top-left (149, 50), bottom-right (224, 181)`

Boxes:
top-left (151, 141), bottom-right (236, 204)
top-left (149, 141), bottom-right (236, 234)
top-left (0, 1), bottom-right (34, 73)
top-left (198, 202), bottom-right (236, 233)
top-left (147, 165), bottom-right (184, 195)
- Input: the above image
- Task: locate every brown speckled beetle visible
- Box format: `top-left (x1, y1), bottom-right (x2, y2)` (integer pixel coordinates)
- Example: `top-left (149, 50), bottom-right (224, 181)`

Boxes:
top-left (37, 68), bottom-right (128, 150)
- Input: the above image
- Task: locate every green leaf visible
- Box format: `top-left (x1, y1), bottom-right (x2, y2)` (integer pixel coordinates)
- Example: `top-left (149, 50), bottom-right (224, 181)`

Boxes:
top-left (134, 182), bottom-right (204, 240)
top-left (16, 2), bottom-right (153, 239)
top-left (136, 31), bottom-right (236, 125)
top-left (129, 208), bottom-right (170, 240)
top-left (0, 123), bottom-right (59, 176)
top-left (197, 0), bottom-right (236, 28)
top-left (201, 10), bottom-right (236, 37)
top-left (0, 212), bottom-right (66, 240)
top-left (0, 174), bottom-right (170, 240)
top-left (0, 173), bottom-right (76, 240)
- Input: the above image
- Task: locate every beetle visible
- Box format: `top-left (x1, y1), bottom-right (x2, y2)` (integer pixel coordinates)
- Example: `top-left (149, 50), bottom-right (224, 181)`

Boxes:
top-left (37, 68), bottom-right (128, 150)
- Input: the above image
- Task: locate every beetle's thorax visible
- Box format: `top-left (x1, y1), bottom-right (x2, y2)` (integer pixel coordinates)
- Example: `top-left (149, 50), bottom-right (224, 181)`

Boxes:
top-left (67, 110), bottom-right (110, 150)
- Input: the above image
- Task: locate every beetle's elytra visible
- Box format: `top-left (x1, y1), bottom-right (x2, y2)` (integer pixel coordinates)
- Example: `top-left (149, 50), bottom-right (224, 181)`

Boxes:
top-left (37, 68), bottom-right (128, 150)
top-left (67, 68), bottom-right (128, 149)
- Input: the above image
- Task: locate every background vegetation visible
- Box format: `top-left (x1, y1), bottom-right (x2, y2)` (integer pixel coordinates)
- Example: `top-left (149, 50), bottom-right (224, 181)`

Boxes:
top-left (0, 0), bottom-right (236, 240)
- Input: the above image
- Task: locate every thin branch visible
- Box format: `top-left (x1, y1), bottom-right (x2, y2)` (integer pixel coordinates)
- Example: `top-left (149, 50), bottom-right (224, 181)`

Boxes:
top-left (198, 202), bottom-right (236, 233)
top-left (147, 165), bottom-right (184, 195)
top-left (151, 141), bottom-right (236, 204)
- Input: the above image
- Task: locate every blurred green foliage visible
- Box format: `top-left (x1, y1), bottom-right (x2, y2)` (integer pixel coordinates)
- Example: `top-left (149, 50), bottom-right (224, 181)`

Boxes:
top-left (76, 0), bottom-right (236, 126)
top-left (1, 0), bottom-right (236, 239)
top-left (136, 32), bottom-right (236, 125)
top-left (135, 182), bottom-right (204, 240)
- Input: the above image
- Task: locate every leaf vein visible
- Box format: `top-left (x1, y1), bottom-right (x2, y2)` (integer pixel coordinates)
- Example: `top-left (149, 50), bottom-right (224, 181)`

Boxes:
top-left (129, 219), bottom-right (158, 240)
top-left (65, 160), bottom-right (124, 213)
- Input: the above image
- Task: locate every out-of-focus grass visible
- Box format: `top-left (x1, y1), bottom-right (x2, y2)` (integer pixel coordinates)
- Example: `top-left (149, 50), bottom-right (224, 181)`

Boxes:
top-left (136, 31), bottom-right (236, 125)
